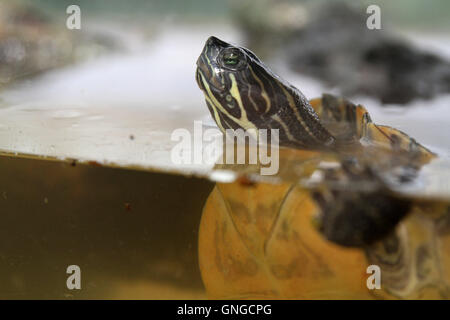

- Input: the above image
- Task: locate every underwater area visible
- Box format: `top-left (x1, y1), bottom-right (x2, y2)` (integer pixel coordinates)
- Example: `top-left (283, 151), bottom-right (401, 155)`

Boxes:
top-left (0, 0), bottom-right (450, 299)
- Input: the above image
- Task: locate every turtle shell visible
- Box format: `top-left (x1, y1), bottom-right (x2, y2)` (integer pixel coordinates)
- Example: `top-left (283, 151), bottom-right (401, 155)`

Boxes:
top-left (199, 182), bottom-right (450, 299)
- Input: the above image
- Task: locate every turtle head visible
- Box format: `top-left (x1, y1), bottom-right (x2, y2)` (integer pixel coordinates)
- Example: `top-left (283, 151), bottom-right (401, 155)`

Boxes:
top-left (195, 36), bottom-right (276, 131)
top-left (196, 36), bottom-right (335, 148)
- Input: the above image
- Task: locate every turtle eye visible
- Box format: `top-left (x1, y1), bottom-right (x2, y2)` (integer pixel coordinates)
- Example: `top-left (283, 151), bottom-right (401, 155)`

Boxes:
top-left (219, 48), bottom-right (246, 70)
top-left (224, 54), bottom-right (238, 66)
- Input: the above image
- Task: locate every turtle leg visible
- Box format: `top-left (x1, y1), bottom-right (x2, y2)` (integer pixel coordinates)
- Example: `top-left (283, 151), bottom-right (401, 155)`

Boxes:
top-left (310, 94), bottom-right (436, 164)
top-left (362, 124), bottom-right (435, 164)
top-left (310, 161), bottom-right (412, 247)
top-left (310, 94), bottom-right (434, 247)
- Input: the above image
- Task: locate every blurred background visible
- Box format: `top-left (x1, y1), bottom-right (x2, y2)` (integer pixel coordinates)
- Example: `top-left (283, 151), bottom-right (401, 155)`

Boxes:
top-left (1, 0), bottom-right (450, 152)
top-left (0, 0), bottom-right (449, 299)
top-left (2, 0), bottom-right (450, 105)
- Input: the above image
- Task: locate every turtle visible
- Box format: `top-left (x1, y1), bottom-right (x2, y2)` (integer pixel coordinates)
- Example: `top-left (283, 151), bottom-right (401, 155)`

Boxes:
top-left (0, 1), bottom-right (122, 86)
top-left (195, 36), bottom-right (450, 299)
top-left (232, 0), bottom-right (450, 105)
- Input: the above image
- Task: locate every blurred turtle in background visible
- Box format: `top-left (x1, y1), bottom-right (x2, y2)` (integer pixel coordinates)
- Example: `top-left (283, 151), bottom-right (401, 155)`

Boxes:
top-left (232, 0), bottom-right (450, 104)
top-left (0, 1), bottom-right (123, 86)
